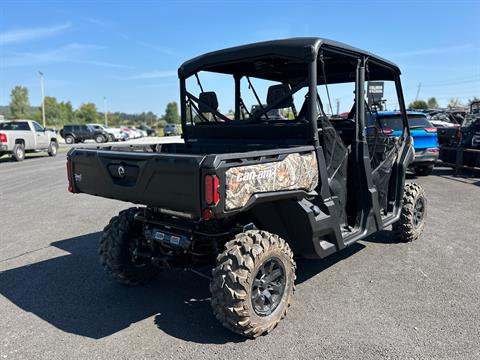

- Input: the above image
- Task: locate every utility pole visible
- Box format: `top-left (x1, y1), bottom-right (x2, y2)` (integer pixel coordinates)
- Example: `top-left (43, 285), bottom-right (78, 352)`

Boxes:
top-left (103, 96), bottom-right (108, 126)
top-left (415, 82), bottom-right (422, 101)
top-left (336, 98), bottom-right (340, 115)
top-left (39, 71), bottom-right (46, 128)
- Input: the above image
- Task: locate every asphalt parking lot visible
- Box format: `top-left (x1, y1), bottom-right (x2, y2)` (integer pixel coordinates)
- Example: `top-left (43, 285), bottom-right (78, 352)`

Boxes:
top-left (0, 145), bottom-right (479, 359)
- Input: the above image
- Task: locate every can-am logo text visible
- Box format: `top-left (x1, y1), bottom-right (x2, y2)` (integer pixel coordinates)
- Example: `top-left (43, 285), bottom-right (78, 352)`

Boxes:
top-left (236, 168), bottom-right (275, 182)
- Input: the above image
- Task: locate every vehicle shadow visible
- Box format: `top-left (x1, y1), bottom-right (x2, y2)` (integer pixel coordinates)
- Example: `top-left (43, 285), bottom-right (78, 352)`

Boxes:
top-left (0, 232), bottom-right (242, 344)
top-left (431, 166), bottom-right (480, 187)
top-left (295, 242), bottom-right (365, 284)
top-left (0, 154), bottom-right (51, 163)
top-left (0, 231), bottom-right (373, 344)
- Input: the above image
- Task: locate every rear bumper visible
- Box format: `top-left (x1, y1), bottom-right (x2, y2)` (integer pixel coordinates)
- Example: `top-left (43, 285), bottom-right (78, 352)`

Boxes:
top-left (411, 149), bottom-right (439, 166)
top-left (0, 144), bottom-right (8, 152)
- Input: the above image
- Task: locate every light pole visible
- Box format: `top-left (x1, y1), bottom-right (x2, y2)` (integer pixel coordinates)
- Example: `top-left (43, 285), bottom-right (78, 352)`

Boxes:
top-left (103, 96), bottom-right (108, 126)
top-left (39, 71), bottom-right (46, 128)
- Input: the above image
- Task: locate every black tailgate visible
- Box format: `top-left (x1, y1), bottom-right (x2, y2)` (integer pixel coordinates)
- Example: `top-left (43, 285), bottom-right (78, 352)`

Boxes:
top-left (69, 149), bottom-right (205, 217)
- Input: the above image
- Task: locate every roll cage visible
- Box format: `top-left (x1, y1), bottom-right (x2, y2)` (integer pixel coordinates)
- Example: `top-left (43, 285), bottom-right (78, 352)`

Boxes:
top-left (178, 37), bottom-right (410, 146)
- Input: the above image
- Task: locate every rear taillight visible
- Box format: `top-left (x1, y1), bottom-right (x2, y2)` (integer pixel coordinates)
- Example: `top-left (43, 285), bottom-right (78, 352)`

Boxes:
top-left (427, 148), bottom-right (439, 153)
top-left (382, 128), bottom-right (394, 135)
top-left (204, 174), bottom-right (220, 220)
top-left (204, 174), bottom-right (220, 205)
top-left (424, 127), bottom-right (437, 133)
top-left (66, 158), bottom-right (74, 193)
top-left (0, 133), bottom-right (7, 143)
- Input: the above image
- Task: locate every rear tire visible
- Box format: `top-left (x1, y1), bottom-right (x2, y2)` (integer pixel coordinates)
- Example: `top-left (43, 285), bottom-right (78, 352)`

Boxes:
top-left (12, 143), bottom-right (25, 161)
top-left (48, 141), bottom-right (58, 157)
top-left (99, 208), bottom-right (159, 286)
top-left (393, 182), bottom-right (427, 242)
top-left (210, 230), bottom-right (296, 338)
top-left (414, 165), bottom-right (434, 176)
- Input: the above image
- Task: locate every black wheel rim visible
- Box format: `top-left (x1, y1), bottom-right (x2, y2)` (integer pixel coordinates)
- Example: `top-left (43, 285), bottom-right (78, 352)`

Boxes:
top-left (251, 257), bottom-right (286, 316)
top-left (413, 197), bottom-right (425, 228)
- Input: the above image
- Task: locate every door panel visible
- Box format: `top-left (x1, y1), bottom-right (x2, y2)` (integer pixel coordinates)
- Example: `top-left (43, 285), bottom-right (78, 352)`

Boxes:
top-left (32, 122), bottom-right (49, 148)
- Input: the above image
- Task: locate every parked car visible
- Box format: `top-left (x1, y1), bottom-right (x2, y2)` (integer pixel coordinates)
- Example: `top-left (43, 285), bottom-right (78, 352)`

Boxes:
top-left (137, 124), bottom-right (156, 136)
top-left (121, 126), bottom-right (142, 139)
top-left (163, 123), bottom-right (180, 136)
top-left (0, 120), bottom-right (58, 161)
top-left (439, 101), bottom-right (480, 169)
top-left (67, 37), bottom-right (426, 338)
top-left (60, 125), bottom-right (109, 144)
top-left (426, 111), bottom-right (462, 145)
top-left (87, 124), bottom-right (124, 142)
top-left (369, 111), bottom-right (439, 175)
top-left (134, 126), bottom-right (148, 137)
top-left (251, 104), bottom-right (287, 120)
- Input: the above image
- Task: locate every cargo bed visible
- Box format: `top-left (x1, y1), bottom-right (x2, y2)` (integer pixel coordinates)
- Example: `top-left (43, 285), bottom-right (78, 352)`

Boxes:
top-left (68, 147), bottom-right (205, 217)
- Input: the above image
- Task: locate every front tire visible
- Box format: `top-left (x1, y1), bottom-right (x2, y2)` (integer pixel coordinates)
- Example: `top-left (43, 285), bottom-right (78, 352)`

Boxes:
top-left (12, 143), bottom-right (25, 161)
top-left (99, 208), bottom-right (159, 286)
top-left (95, 135), bottom-right (106, 143)
top-left (393, 182), bottom-right (427, 242)
top-left (65, 135), bottom-right (74, 144)
top-left (210, 230), bottom-right (296, 338)
top-left (48, 141), bottom-right (58, 156)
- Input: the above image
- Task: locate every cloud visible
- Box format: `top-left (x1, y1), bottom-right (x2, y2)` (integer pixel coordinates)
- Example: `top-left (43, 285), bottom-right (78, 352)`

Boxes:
top-left (2, 43), bottom-right (133, 69)
top-left (81, 17), bottom-right (130, 40)
top-left (389, 44), bottom-right (475, 58)
top-left (126, 70), bottom-right (177, 80)
top-left (138, 82), bottom-right (177, 88)
top-left (0, 23), bottom-right (71, 45)
top-left (138, 42), bottom-right (176, 55)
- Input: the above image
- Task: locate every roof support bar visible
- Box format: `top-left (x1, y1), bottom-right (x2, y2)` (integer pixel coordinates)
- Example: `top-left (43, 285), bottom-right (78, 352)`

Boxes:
top-left (308, 58), bottom-right (319, 146)
top-left (355, 58), bottom-right (366, 141)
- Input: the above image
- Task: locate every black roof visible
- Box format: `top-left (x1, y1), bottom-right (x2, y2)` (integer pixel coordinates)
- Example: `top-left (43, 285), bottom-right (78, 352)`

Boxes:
top-left (178, 37), bottom-right (400, 80)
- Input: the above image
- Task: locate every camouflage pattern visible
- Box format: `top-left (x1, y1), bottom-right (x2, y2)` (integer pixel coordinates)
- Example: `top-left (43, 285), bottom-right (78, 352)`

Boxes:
top-left (225, 152), bottom-right (318, 210)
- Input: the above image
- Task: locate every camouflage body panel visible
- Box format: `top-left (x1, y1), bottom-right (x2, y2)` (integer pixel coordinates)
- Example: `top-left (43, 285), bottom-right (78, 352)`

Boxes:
top-left (225, 152), bottom-right (319, 210)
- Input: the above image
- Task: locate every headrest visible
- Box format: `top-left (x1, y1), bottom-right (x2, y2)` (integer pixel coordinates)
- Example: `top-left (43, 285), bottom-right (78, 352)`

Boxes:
top-left (199, 92), bottom-right (218, 113)
top-left (267, 84), bottom-right (293, 109)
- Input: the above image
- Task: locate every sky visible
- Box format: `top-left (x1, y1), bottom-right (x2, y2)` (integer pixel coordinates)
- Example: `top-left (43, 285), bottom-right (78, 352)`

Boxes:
top-left (1, 0), bottom-right (479, 116)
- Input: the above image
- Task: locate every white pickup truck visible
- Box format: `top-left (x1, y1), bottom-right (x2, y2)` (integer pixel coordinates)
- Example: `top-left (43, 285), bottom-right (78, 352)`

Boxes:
top-left (0, 120), bottom-right (59, 161)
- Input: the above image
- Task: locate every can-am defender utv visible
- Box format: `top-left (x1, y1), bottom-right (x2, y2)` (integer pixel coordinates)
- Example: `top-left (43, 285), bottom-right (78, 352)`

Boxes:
top-left (67, 38), bottom-right (426, 338)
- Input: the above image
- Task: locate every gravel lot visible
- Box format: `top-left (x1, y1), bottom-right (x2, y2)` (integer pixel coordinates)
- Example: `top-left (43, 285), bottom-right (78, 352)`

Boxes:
top-left (0, 143), bottom-right (479, 360)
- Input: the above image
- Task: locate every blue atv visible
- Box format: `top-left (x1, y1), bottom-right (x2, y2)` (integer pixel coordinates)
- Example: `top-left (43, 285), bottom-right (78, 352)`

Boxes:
top-left (369, 111), bottom-right (439, 176)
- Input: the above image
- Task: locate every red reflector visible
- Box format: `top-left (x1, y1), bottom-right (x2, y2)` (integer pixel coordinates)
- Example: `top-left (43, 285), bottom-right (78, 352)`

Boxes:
top-left (0, 133), bottom-right (7, 143)
top-left (382, 128), bottom-right (394, 135)
top-left (205, 175), bottom-right (213, 204)
top-left (424, 127), bottom-right (437, 133)
top-left (203, 208), bottom-right (214, 220)
top-left (204, 174), bottom-right (220, 205)
top-left (427, 148), bottom-right (439, 153)
top-left (213, 175), bottom-right (220, 204)
top-left (66, 158), bottom-right (74, 193)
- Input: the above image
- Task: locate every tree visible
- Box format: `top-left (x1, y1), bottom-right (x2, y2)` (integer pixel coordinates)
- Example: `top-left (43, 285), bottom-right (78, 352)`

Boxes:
top-left (75, 102), bottom-right (99, 123)
top-left (427, 97), bottom-right (439, 109)
top-left (164, 102), bottom-right (180, 123)
top-left (447, 98), bottom-right (463, 109)
top-left (467, 97), bottom-right (480, 106)
top-left (58, 101), bottom-right (75, 123)
top-left (10, 86), bottom-right (30, 118)
top-left (408, 100), bottom-right (428, 110)
top-left (44, 96), bottom-right (61, 124)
